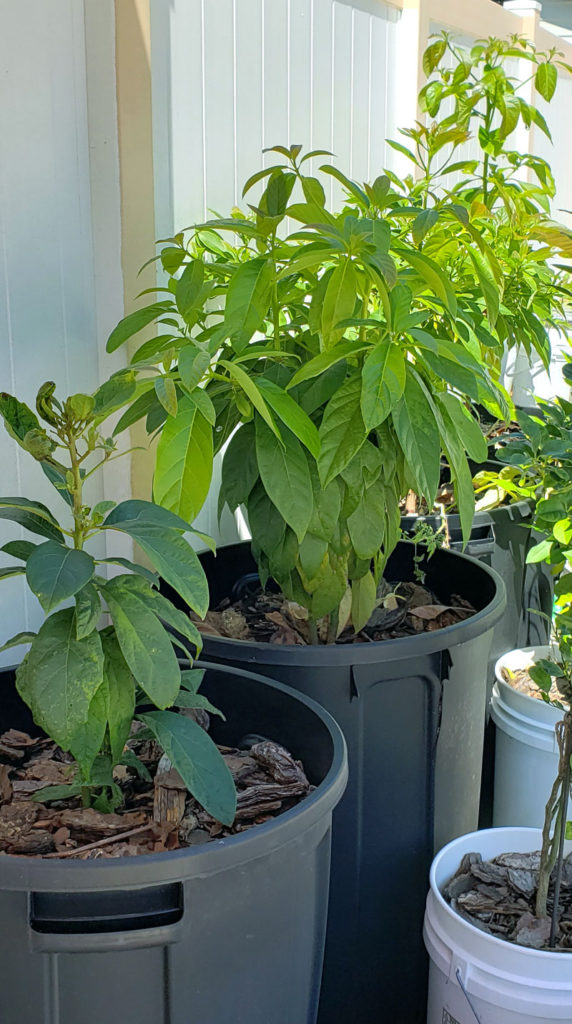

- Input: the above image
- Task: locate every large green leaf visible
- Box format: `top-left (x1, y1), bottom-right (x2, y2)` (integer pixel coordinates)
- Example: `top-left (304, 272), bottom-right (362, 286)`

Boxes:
top-left (15, 609), bottom-right (104, 751)
top-left (178, 345), bottom-right (211, 392)
top-left (246, 481), bottom-right (287, 556)
top-left (361, 339), bottom-right (406, 430)
top-left (92, 373), bottom-right (137, 424)
top-left (437, 393), bottom-right (488, 463)
top-left (0, 566), bottom-right (25, 580)
top-left (218, 360), bottom-right (281, 438)
top-left (257, 379), bottom-right (320, 457)
top-left (317, 375), bottom-right (368, 487)
top-left (103, 499), bottom-right (193, 533)
top-left (97, 557), bottom-right (158, 587)
top-left (154, 397), bottom-right (213, 522)
top-left (347, 480), bottom-right (386, 559)
top-left (535, 62), bottom-right (557, 102)
top-left (434, 401), bottom-right (475, 546)
top-left (139, 710), bottom-right (236, 826)
top-left (321, 259), bottom-right (358, 349)
top-left (308, 464), bottom-right (341, 541)
top-left (219, 423), bottom-right (258, 513)
top-left (0, 497), bottom-right (63, 541)
top-left (396, 249), bottom-right (457, 317)
top-left (101, 633), bottom-right (136, 764)
top-left (104, 517), bottom-right (208, 617)
top-left (392, 371), bottom-right (441, 508)
top-left (223, 258), bottom-right (274, 351)
top-left (154, 376), bottom-right (178, 418)
top-left (466, 248), bottom-right (500, 327)
top-left (103, 576), bottom-right (181, 708)
top-left (125, 581), bottom-right (203, 661)
top-left (255, 418), bottom-right (313, 542)
top-left (106, 302), bottom-right (173, 353)
top-left (26, 542), bottom-right (95, 613)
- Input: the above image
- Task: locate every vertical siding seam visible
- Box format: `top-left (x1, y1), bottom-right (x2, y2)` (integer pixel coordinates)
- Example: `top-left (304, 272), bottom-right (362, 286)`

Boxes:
top-left (349, 7), bottom-right (355, 176)
top-left (309, 0), bottom-right (314, 173)
top-left (232, 0), bottom-right (238, 204)
top-left (261, 0), bottom-right (266, 153)
top-left (200, 0), bottom-right (208, 219)
top-left (330, 2), bottom-right (336, 207)
top-left (367, 13), bottom-right (373, 179)
top-left (287, 0), bottom-right (292, 145)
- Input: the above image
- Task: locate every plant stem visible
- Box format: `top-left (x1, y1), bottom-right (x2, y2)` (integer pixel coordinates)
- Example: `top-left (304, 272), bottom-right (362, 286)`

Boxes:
top-left (536, 712), bottom-right (572, 919)
top-left (549, 716), bottom-right (572, 945)
top-left (327, 607), bottom-right (339, 644)
top-left (308, 618), bottom-right (319, 645)
top-left (68, 430), bottom-right (85, 551)
top-left (80, 786), bottom-right (91, 809)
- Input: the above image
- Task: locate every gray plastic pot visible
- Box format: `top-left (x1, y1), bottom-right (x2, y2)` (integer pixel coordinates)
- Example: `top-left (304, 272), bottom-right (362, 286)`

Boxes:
top-left (0, 662), bottom-right (347, 1024)
top-left (188, 540), bottom-right (506, 1024)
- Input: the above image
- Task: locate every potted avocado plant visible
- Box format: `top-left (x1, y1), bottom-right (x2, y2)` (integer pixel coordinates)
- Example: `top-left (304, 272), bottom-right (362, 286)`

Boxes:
top-left (424, 431), bottom-right (572, 1024)
top-left (0, 383), bottom-right (347, 1024)
top-left (105, 138), bottom-right (507, 1023)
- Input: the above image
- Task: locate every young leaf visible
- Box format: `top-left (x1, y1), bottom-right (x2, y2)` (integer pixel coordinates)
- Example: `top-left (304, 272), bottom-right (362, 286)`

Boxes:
top-left (15, 609), bottom-right (104, 751)
top-left (176, 260), bottom-right (204, 321)
top-left (154, 376), bottom-right (178, 418)
top-left (392, 371), bottom-right (441, 508)
top-left (321, 259), bottom-right (358, 349)
top-left (154, 397), bottom-right (213, 522)
top-left (0, 393), bottom-right (41, 445)
top-left (223, 258), bottom-right (274, 351)
top-left (422, 38), bottom-right (446, 75)
top-left (0, 630), bottom-right (36, 653)
top-left (0, 497), bottom-right (64, 542)
top-left (139, 710), bottom-right (236, 825)
top-left (26, 541), bottom-right (95, 614)
top-left (535, 62), bottom-right (557, 103)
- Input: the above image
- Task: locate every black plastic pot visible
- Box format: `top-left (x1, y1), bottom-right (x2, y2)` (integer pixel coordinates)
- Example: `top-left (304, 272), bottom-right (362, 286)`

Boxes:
top-left (0, 663), bottom-right (347, 1024)
top-left (191, 541), bottom-right (506, 1024)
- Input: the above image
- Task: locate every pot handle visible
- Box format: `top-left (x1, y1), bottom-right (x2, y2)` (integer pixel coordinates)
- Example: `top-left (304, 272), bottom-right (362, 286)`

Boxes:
top-left (29, 882), bottom-right (184, 954)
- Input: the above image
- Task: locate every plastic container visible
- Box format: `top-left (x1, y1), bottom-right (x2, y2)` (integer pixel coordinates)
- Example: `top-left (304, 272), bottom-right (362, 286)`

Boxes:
top-left (424, 826), bottom-right (572, 1024)
top-left (0, 662), bottom-right (347, 1024)
top-left (186, 540), bottom-right (506, 1024)
top-left (491, 646), bottom-right (570, 828)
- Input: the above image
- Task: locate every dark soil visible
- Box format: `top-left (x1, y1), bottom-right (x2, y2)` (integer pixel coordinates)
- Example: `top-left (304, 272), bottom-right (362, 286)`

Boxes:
top-left (443, 850), bottom-right (572, 952)
top-left (194, 579), bottom-right (476, 645)
top-left (0, 721), bottom-right (311, 859)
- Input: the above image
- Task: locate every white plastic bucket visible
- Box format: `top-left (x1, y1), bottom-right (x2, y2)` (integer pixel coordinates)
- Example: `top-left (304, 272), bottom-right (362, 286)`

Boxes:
top-left (491, 646), bottom-right (569, 828)
top-left (424, 827), bottom-right (572, 1024)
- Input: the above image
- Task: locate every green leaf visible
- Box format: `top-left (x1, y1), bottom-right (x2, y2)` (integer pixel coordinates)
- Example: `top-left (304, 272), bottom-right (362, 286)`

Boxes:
top-left (535, 62), bottom-right (557, 103)
top-left (41, 462), bottom-right (73, 507)
top-left (499, 93), bottom-right (520, 139)
top-left (176, 260), bottom-right (204, 321)
top-left (318, 375), bottom-right (367, 487)
top-left (309, 561), bottom-right (347, 619)
top-left (255, 418), bottom-right (313, 542)
top-left (219, 423), bottom-right (258, 513)
top-left (103, 499), bottom-right (193, 533)
top-left (224, 258), bottom-right (274, 351)
top-left (308, 465), bottom-right (341, 541)
top-left (0, 630), bottom-right (36, 653)
top-left (154, 397), bottom-right (213, 522)
top-left (396, 249), bottom-right (457, 317)
top-left (105, 521), bottom-right (208, 618)
top-left (160, 247), bottom-right (186, 274)
top-left (113, 388), bottom-right (157, 436)
top-left (33, 781), bottom-right (81, 803)
top-left (106, 302), bottom-right (174, 353)
top-left (527, 539), bottom-right (553, 563)
top-left (180, 668), bottom-right (206, 693)
top-left (154, 376), bottom-right (178, 418)
top-left (0, 497), bottom-right (64, 542)
top-left (0, 393), bottom-right (41, 445)
top-left (75, 583), bottom-right (102, 640)
top-left (287, 342), bottom-right (369, 389)
top-left (412, 209), bottom-right (439, 244)
top-left (26, 541), bottom-right (95, 614)
top-left (101, 632), bottom-right (136, 763)
top-left (298, 533), bottom-right (328, 579)
top-left (16, 609), bottom-right (104, 751)
top-left (361, 339), bottom-right (406, 430)
top-left (70, 683), bottom-right (107, 781)
top-left (0, 566), bottom-right (25, 580)
top-left (219, 359), bottom-right (280, 438)
top-left (347, 480), bottom-right (386, 559)
top-left (126, 581), bottom-right (203, 661)
top-left (351, 571), bottom-right (377, 633)
top-left (321, 259), bottom-right (358, 349)
top-left (178, 345), bottom-right (211, 391)
top-left (173, 691), bottom-right (225, 717)
top-left (392, 371), bottom-right (441, 507)
top-left (97, 556), bottom-right (159, 586)
top-left (257, 379), bottom-right (320, 457)
top-left (92, 373), bottom-right (137, 423)
top-left (466, 248), bottom-right (500, 326)
top-left (318, 165), bottom-right (369, 205)
top-left (422, 38), bottom-right (446, 75)
top-left (103, 576), bottom-right (181, 708)
top-left (139, 710), bottom-right (236, 825)
top-left (434, 399), bottom-right (475, 546)
top-left (437, 394), bottom-right (488, 463)
top-left (246, 481), bottom-right (286, 555)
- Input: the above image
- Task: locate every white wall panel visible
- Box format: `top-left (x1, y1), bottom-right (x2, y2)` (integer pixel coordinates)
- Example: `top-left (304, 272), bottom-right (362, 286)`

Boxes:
top-left (0, 0), bottom-right (124, 664)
